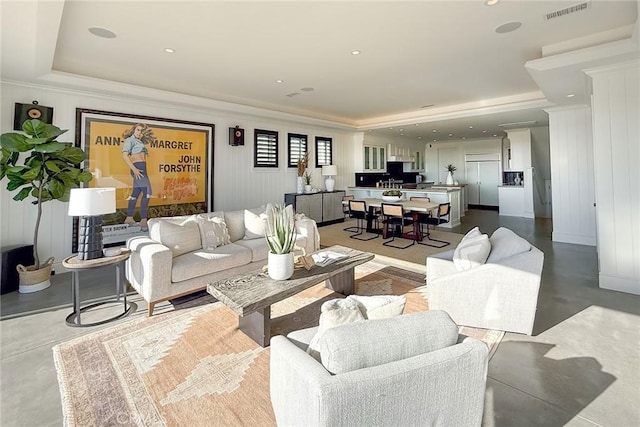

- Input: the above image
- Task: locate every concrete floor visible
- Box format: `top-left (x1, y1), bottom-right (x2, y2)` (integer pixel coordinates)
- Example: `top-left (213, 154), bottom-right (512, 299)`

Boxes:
top-left (1, 210), bottom-right (639, 426)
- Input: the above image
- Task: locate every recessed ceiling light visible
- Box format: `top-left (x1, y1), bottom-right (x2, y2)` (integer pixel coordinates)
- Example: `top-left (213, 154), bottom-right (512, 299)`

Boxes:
top-left (351, 50), bottom-right (361, 55)
top-left (493, 134), bottom-right (498, 137)
top-left (433, 139), bottom-right (438, 142)
top-left (418, 136), bottom-right (422, 139)
top-left (400, 133), bottom-right (405, 136)
top-left (486, 0), bottom-right (499, 5)
top-left (276, 79), bottom-right (284, 83)
top-left (399, 128), bottom-right (404, 132)
top-left (468, 125), bottom-right (474, 129)
top-left (164, 48), bottom-right (175, 53)
top-left (432, 129), bottom-right (437, 133)
top-left (482, 130), bottom-right (487, 133)
top-left (495, 21), bottom-right (522, 34)
top-left (389, 127), bottom-right (394, 130)
top-left (567, 94), bottom-right (575, 98)
top-left (462, 137), bottom-right (466, 140)
top-left (448, 133), bottom-right (453, 137)
top-left (415, 124), bottom-right (420, 127)
top-left (88, 27), bottom-right (116, 39)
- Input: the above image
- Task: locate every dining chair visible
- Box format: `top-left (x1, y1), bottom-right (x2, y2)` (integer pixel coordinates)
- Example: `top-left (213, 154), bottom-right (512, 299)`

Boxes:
top-left (404, 196), bottom-right (431, 240)
top-left (342, 195), bottom-right (359, 232)
top-left (348, 200), bottom-right (379, 241)
top-left (418, 202), bottom-right (451, 248)
top-left (380, 203), bottom-right (415, 249)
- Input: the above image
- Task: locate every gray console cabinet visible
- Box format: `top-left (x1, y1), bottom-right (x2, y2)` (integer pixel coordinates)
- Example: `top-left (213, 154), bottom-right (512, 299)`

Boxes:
top-left (284, 191), bottom-right (345, 225)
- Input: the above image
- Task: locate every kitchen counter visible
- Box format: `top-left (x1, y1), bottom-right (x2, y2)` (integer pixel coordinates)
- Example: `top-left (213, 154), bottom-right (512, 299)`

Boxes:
top-left (346, 186), bottom-right (462, 227)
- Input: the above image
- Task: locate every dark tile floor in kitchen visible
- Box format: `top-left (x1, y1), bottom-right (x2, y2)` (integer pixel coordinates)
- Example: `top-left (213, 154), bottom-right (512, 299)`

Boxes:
top-left (1, 209), bottom-right (638, 426)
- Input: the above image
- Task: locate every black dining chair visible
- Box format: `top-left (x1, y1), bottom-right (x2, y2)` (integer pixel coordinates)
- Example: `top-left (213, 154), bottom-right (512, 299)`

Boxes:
top-left (380, 203), bottom-right (415, 249)
top-left (348, 200), bottom-right (379, 241)
top-left (342, 195), bottom-right (359, 232)
top-left (418, 202), bottom-right (451, 248)
top-left (403, 196), bottom-right (431, 240)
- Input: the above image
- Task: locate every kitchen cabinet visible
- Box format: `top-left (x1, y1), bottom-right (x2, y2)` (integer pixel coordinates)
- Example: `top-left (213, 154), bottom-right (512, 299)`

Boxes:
top-left (387, 144), bottom-right (415, 162)
top-left (465, 161), bottom-right (500, 207)
top-left (363, 145), bottom-right (386, 172)
top-left (506, 128), bottom-right (531, 171)
top-left (285, 191), bottom-right (346, 225)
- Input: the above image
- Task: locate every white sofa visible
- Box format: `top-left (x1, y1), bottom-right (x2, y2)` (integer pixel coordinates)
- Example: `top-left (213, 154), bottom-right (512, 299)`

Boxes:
top-left (126, 207), bottom-right (319, 315)
top-left (270, 310), bottom-right (489, 426)
top-left (426, 227), bottom-right (544, 335)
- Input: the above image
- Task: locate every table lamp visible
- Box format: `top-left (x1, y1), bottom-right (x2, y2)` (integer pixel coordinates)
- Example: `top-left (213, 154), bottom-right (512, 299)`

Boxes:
top-left (322, 165), bottom-right (338, 192)
top-left (68, 188), bottom-right (116, 260)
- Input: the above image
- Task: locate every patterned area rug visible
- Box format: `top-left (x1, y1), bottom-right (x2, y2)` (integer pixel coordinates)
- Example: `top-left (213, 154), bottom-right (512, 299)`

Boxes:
top-left (53, 261), bottom-right (504, 426)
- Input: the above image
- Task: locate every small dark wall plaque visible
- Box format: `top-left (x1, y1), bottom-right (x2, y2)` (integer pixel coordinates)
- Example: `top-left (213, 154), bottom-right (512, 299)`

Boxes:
top-left (14, 101), bottom-right (54, 130)
top-left (229, 126), bottom-right (244, 146)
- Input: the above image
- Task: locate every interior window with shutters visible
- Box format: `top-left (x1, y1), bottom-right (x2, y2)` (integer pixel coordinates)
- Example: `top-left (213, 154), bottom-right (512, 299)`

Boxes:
top-left (315, 136), bottom-right (333, 167)
top-left (254, 129), bottom-right (278, 168)
top-left (288, 133), bottom-right (308, 167)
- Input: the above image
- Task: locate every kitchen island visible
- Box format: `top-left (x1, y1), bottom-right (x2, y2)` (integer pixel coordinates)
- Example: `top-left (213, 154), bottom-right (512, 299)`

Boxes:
top-left (346, 186), bottom-right (461, 228)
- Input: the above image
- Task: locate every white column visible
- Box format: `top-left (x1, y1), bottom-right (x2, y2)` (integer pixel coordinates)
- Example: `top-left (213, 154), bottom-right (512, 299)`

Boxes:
top-left (546, 105), bottom-right (596, 246)
top-left (586, 60), bottom-right (640, 295)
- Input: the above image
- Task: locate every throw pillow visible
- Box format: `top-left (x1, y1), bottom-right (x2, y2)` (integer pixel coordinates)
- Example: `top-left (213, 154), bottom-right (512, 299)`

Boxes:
top-left (306, 295), bottom-right (407, 361)
top-left (243, 208), bottom-right (267, 240)
top-left (486, 227), bottom-right (531, 263)
top-left (157, 219), bottom-right (202, 257)
top-left (196, 215), bottom-right (231, 249)
top-left (453, 233), bottom-right (491, 271)
top-left (461, 226), bottom-right (482, 243)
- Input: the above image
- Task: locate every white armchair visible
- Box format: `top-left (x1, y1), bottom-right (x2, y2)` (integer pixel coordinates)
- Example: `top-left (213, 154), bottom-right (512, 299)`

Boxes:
top-left (270, 310), bottom-right (489, 427)
top-left (426, 227), bottom-right (544, 335)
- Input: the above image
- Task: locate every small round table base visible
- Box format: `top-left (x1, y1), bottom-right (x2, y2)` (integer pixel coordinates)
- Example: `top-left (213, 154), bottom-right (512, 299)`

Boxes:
top-left (65, 301), bottom-right (137, 327)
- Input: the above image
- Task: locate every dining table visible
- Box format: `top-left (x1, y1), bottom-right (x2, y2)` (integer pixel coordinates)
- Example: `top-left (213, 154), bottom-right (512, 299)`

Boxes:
top-left (343, 198), bottom-right (439, 242)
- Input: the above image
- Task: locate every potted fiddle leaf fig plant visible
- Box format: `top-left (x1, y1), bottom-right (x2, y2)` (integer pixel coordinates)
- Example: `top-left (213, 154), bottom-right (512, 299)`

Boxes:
top-left (0, 119), bottom-right (93, 292)
top-left (264, 203), bottom-right (297, 280)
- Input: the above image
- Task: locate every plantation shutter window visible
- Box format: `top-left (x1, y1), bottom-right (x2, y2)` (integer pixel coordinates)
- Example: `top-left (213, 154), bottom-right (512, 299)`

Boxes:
top-left (288, 133), bottom-right (308, 168)
top-left (254, 129), bottom-right (279, 168)
top-left (315, 137), bottom-right (333, 167)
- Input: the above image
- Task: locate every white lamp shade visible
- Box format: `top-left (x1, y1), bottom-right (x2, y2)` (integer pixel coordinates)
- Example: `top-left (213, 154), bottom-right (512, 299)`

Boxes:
top-left (68, 188), bottom-right (116, 216)
top-left (322, 165), bottom-right (338, 176)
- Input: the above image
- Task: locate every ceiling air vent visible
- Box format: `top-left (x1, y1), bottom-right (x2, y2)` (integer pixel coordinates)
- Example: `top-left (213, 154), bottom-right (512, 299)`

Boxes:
top-left (544, 1), bottom-right (591, 21)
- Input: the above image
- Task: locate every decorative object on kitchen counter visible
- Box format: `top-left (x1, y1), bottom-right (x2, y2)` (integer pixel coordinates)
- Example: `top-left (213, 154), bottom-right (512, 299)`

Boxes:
top-left (296, 152), bottom-right (309, 194)
top-left (445, 164), bottom-right (456, 185)
top-left (514, 173), bottom-right (522, 186)
top-left (322, 164), bottom-right (337, 192)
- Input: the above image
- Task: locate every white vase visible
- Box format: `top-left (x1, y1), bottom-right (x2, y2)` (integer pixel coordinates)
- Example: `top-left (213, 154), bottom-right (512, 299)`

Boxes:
top-left (268, 252), bottom-right (294, 280)
top-left (304, 184), bottom-right (312, 193)
top-left (296, 177), bottom-right (304, 194)
top-left (445, 171), bottom-right (454, 185)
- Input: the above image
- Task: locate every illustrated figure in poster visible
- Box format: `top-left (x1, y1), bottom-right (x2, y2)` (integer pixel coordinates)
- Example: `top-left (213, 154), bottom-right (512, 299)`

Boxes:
top-left (122, 123), bottom-right (155, 231)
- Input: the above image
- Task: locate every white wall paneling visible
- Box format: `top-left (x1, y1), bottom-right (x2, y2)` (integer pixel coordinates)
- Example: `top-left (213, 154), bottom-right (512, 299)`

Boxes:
top-left (1, 81), bottom-right (357, 272)
top-left (586, 60), bottom-right (640, 295)
top-left (547, 105), bottom-right (596, 246)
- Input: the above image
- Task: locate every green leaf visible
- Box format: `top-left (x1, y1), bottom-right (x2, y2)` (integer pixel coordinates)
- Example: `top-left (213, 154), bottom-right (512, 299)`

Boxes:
top-left (49, 179), bottom-right (65, 199)
top-left (77, 171), bottom-right (94, 183)
top-left (6, 166), bottom-right (28, 179)
top-left (60, 147), bottom-right (86, 164)
top-left (0, 133), bottom-right (31, 152)
top-left (32, 187), bottom-right (52, 202)
top-left (44, 160), bottom-right (61, 173)
top-left (7, 179), bottom-right (26, 191)
top-left (13, 187), bottom-right (32, 201)
top-left (27, 137), bottom-right (49, 145)
top-left (34, 142), bottom-right (67, 153)
top-left (21, 119), bottom-right (67, 140)
top-left (21, 166), bottom-right (41, 181)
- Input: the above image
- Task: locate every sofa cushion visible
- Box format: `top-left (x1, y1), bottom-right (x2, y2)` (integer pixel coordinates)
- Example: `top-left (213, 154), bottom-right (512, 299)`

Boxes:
top-left (317, 310), bottom-right (459, 375)
top-left (487, 227), bottom-right (531, 263)
top-left (461, 226), bottom-right (481, 243)
top-left (223, 210), bottom-right (246, 242)
top-left (196, 216), bottom-right (231, 248)
top-left (453, 233), bottom-right (491, 271)
top-left (351, 295), bottom-right (407, 319)
top-left (155, 219), bottom-right (202, 257)
top-left (243, 208), bottom-right (267, 240)
top-left (171, 243), bottom-right (252, 282)
top-left (234, 238), bottom-right (269, 262)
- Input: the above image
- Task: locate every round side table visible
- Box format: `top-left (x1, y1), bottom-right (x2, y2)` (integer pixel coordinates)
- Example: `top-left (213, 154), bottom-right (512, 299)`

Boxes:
top-left (62, 251), bottom-right (137, 327)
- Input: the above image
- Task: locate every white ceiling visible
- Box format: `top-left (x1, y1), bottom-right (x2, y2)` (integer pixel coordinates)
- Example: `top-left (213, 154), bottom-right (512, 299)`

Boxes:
top-left (1, 0), bottom-right (638, 141)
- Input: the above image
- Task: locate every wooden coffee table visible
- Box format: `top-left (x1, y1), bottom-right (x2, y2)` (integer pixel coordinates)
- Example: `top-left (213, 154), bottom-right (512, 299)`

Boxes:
top-left (206, 245), bottom-right (374, 346)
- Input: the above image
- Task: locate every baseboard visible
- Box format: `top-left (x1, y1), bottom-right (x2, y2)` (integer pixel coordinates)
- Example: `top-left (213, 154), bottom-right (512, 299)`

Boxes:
top-left (552, 232), bottom-right (596, 246)
top-left (468, 204), bottom-right (499, 211)
top-left (599, 273), bottom-right (640, 295)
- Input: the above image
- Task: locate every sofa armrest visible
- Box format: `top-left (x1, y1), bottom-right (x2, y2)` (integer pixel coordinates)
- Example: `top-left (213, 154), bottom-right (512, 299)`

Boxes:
top-left (426, 249), bottom-right (457, 284)
top-left (294, 216), bottom-right (320, 254)
top-left (126, 236), bottom-right (173, 305)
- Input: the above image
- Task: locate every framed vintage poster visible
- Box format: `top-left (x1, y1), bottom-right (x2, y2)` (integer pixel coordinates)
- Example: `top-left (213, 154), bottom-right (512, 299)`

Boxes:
top-left (74, 108), bottom-right (214, 248)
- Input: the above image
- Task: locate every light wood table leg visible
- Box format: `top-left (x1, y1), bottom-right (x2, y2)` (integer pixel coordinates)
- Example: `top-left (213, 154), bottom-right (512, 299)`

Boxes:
top-left (326, 268), bottom-right (355, 295)
top-left (239, 306), bottom-right (271, 347)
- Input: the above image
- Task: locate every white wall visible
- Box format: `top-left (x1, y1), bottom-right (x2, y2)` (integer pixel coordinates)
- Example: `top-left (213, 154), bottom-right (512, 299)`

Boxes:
top-left (587, 60), bottom-right (640, 295)
top-left (547, 105), bottom-right (596, 246)
top-left (0, 81), bottom-right (357, 271)
top-left (531, 126), bottom-right (551, 218)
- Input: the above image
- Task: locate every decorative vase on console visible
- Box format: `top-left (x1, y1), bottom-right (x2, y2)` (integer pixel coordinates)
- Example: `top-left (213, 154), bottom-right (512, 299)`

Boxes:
top-left (445, 164), bottom-right (456, 185)
top-left (265, 203), bottom-right (296, 280)
top-left (296, 152), bottom-right (309, 194)
top-left (296, 177), bottom-right (304, 194)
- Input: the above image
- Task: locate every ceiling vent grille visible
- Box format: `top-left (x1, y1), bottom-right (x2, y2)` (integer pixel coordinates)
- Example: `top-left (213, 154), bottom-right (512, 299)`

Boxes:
top-left (544, 1), bottom-right (591, 21)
